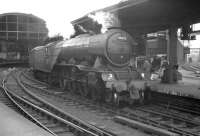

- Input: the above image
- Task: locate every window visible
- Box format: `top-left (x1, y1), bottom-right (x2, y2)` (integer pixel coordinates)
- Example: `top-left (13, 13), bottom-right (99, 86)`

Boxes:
top-left (0, 23), bottom-right (6, 31)
top-left (18, 32), bottom-right (27, 39)
top-left (8, 32), bottom-right (17, 39)
top-left (7, 23), bottom-right (17, 31)
top-left (7, 15), bottom-right (17, 22)
top-left (18, 23), bottom-right (27, 31)
top-left (18, 16), bottom-right (27, 23)
top-left (28, 23), bottom-right (38, 32)
top-left (0, 32), bottom-right (6, 39)
top-left (0, 16), bottom-right (6, 22)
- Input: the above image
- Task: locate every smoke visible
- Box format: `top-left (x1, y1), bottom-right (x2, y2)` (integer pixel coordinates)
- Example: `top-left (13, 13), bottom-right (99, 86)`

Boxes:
top-left (77, 25), bottom-right (88, 33)
top-left (70, 24), bottom-right (88, 38)
top-left (88, 11), bottom-right (121, 33)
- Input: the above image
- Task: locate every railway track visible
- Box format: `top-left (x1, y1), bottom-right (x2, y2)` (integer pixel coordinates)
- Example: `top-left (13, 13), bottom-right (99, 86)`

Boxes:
top-left (21, 70), bottom-right (156, 136)
top-left (182, 63), bottom-right (200, 77)
top-left (149, 92), bottom-right (200, 117)
top-left (121, 106), bottom-right (200, 136)
top-left (1, 69), bottom-right (114, 136)
top-left (21, 69), bottom-right (200, 136)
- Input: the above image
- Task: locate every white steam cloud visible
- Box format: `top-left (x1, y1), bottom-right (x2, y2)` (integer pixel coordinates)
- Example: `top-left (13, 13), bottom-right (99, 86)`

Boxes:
top-left (88, 11), bottom-right (121, 33)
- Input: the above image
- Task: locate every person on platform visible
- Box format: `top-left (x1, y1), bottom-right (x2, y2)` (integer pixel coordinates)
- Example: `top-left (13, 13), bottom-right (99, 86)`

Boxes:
top-left (143, 59), bottom-right (152, 80)
top-left (161, 63), bottom-right (169, 83)
top-left (151, 56), bottom-right (161, 72)
top-left (159, 57), bottom-right (168, 78)
top-left (172, 64), bottom-right (182, 82)
top-left (129, 56), bottom-right (136, 70)
top-left (160, 56), bottom-right (168, 68)
top-left (161, 64), bottom-right (182, 83)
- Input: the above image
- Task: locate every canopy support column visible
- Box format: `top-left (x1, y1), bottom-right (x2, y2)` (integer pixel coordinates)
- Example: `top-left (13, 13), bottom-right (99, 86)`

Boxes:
top-left (167, 26), bottom-right (178, 83)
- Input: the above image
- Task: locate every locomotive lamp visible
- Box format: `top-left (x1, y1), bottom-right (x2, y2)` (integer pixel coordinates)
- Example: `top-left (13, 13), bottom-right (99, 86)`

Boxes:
top-left (101, 73), bottom-right (115, 81)
top-left (141, 73), bottom-right (145, 79)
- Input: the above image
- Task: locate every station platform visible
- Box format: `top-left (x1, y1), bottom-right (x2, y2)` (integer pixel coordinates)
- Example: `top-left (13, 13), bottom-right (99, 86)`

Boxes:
top-left (0, 102), bottom-right (53, 136)
top-left (147, 69), bottom-right (200, 99)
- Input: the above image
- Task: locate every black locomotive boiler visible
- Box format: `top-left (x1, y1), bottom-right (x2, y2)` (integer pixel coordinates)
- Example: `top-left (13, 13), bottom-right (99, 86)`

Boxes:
top-left (29, 29), bottom-right (145, 105)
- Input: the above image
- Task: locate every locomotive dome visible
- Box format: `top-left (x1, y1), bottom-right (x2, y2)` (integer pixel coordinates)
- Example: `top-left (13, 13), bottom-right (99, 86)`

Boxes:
top-left (105, 29), bottom-right (135, 67)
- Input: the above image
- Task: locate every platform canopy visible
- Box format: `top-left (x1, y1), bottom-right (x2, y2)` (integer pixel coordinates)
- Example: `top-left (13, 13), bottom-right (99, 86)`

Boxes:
top-left (71, 0), bottom-right (200, 34)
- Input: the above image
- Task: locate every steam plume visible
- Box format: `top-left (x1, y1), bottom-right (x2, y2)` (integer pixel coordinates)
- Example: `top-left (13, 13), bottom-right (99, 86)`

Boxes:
top-left (88, 11), bottom-right (121, 33)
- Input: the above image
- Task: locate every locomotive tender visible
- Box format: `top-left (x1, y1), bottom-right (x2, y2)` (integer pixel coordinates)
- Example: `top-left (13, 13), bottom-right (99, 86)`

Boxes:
top-left (29, 29), bottom-right (145, 105)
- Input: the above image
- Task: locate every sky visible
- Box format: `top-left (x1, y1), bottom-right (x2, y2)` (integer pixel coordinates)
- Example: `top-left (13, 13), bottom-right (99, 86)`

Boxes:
top-left (0, 0), bottom-right (199, 48)
top-left (187, 24), bottom-right (200, 48)
top-left (0, 0), bottom-right (121, 38)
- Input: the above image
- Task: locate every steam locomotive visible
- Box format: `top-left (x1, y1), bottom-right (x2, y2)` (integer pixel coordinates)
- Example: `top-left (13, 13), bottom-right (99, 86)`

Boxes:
top-left (29, 29), bottom-right (145, 105)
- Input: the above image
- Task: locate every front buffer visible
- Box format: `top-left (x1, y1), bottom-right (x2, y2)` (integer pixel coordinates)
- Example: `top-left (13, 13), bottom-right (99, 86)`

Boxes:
top-left (105, 79), bottom-right (145, 106)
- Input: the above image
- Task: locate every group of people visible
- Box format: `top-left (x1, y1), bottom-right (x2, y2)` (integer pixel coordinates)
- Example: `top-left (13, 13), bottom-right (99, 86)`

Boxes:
top-left (137, 55), bottom-right (182, 82)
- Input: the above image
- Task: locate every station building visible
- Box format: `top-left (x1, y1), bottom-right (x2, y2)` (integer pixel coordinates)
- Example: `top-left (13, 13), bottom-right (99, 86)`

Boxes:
top-left (146, 31), bottom-right (186, 64)
top-left (0, 13), bottom-right (48, 62)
